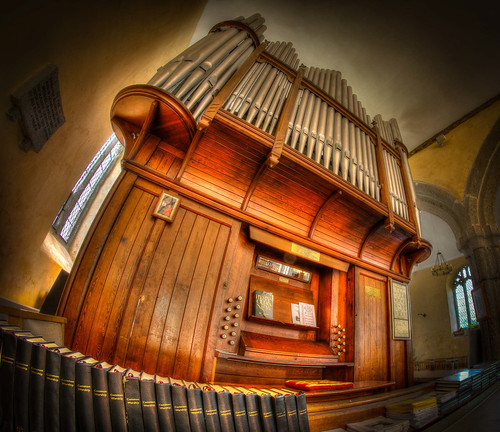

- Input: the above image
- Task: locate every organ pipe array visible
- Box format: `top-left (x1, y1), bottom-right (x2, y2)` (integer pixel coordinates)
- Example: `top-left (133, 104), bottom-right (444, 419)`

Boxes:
top-left (147, 13), bottom-right (418, 226)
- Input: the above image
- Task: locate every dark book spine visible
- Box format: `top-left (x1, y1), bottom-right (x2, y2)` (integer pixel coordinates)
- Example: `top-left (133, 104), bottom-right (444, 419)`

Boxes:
top-left (187, 387), bottom-right (207, 432)
top-left (140, 379), bottom-right (160, 432)
top-left (124, 375), bottom-right (144, 432)
top-left (75, 361), bottom-right (96, 432)
top-left (201, 389), bottom-right (221, 432)
top-left (284, 394), bottom-right (300, 432)
top-left (0, 332), bottom-right (18, 432)
top-left (171, 384), bottom-right (191, 432)
top-left (272, 395), bottom-right (288, 432)
top-left (59, 355), bottom-right (79, 432)
top-left (29, 344), bottom-right (47, 432)
top-left (216, 391), bottom-right (236, 432)
top-left (259, 394), bottom-right (277, 432)
top-left (108, 372), bottom-right (128, 432)
top-left (232, 393), bottom-right (250, 432)
top-left (14, 337), bottom-right (34, 432)
top-left (295, 393), bottom-right (310, 432)
top-left (245, 394), bottom-right (262, 432)
top-left (44, 350), bottom-right (62, 432)
top-left (155, 382), bottom-right (176, 432)
top-left (92, 366), bottom-right (113, 432)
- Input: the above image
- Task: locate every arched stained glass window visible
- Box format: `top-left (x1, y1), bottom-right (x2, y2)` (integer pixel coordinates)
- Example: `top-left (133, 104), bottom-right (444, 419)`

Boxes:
top-left (453, 265), bottom-right (478, 329)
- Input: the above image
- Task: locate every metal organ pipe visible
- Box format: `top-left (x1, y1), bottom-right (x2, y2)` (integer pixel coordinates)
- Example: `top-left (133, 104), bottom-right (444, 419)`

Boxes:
top-left (146, 14), bottom-right (413, 218)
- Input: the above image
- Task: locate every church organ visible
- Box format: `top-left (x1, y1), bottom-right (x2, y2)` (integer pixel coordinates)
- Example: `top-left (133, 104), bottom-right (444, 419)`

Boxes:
top-left (57, 14), bottom-right (431, 430)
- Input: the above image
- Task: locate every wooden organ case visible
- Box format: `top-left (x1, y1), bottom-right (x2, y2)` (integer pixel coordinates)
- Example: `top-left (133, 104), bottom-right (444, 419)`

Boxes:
top-left (57, 14), bottom-right (431, 429)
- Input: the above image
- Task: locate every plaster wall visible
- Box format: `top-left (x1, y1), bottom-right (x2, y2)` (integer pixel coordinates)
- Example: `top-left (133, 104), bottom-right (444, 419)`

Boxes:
top-left (410, 256), bottom-right (469, 362)
top-left (0, 1), bottom-right (206, 308)
top-left (409, 99), bottom-right (500, 200)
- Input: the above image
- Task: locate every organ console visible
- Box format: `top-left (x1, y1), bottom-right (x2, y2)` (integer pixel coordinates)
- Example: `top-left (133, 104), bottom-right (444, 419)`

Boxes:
top-left (56, 13), bottom-right (432, 430)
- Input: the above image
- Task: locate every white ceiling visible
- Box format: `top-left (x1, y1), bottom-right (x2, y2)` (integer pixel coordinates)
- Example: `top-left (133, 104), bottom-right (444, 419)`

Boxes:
top-left (412, 211), bottom-right (462, 271)
top-left (193, 0), bottom-right (500, 152)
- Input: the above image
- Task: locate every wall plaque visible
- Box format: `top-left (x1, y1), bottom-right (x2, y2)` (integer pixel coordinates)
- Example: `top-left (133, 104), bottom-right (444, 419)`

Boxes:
top-left (391, 280), bottom-right (411, 340)
top-left (9, 64), bottom-right (65, 152)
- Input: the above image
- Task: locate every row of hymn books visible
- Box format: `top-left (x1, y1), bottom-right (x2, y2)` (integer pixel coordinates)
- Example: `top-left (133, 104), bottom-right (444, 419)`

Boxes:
top-left (0, 322), bottom-right (310, 432)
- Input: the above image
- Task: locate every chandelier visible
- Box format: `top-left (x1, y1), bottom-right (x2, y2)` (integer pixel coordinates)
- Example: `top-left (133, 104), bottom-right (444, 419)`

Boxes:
top-left (431, 251), bottom-right (453, 276)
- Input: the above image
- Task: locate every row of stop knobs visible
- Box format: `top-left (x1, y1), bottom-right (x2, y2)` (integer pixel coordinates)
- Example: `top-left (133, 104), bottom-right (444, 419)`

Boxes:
top-left (220, 296), bottom-right (243, 345)
top-left (331, 324), bottom-right (346, 354)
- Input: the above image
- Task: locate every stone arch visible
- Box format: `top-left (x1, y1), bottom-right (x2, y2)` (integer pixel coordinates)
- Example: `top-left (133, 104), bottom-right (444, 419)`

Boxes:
top-left (464, 116), bottom-right (500, 232)
top-left (414, 181), bottom-right (466, 251)
top-left (461, 115), bottom-right (500, 361)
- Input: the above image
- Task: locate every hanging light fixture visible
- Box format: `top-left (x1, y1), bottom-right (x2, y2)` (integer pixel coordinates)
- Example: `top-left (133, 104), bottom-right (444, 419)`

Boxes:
top-left (431, 251), bottom-right (453, 276)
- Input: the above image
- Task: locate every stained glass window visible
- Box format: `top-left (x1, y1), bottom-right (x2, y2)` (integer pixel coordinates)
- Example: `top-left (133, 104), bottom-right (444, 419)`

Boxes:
top-left (453, 265), bottom-right (478, 329)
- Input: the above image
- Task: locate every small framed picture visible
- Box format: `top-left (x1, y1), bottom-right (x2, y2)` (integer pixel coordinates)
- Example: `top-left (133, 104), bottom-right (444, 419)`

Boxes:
top-left (153, 191), bottom-right (181, 222)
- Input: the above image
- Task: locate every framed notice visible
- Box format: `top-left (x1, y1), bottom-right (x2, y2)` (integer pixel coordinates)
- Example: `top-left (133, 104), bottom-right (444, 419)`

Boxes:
top-left (391, 280), bottom-right (411, 340)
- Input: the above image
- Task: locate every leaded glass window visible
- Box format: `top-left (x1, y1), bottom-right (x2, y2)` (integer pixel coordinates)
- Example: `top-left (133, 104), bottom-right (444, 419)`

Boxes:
top-left (52, 134), bottom-right (124, 245)
top-left (453, 265), bottom-right (478, 329)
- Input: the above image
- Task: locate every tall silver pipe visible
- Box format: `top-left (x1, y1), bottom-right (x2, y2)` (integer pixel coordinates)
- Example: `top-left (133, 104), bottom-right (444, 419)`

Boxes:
top-left (148, 26), bottom-right (233, 87)
top-left (298, 68), bottom-right (319, 153)
top-left (333, 72), bottom-right (343, 176)
top-left (190, 44), bottom-right (255, 120)
top-left (224, 62), bottom-right (260, 111)
top-left (254, 47), bottom-right (297, 128)
top-left (245, 42), bottom-right (293, 123)
top-left (227, 41), bottom-right (280, 115)
top-left (290, 67), bottom-right (314, 149)
top-left (306, 69), bottom-right (325, 159)
top-left (237, 41), bottom-right (287, 119)
top-left (323, 71), bottom-right (336, 170)
top-left (268, 65), bottom-right (296, 134)
top-left (389, 118), bottom-right (403, 143)
top-left (186, 39), bottom-right (254, 110)
top-left (161, 27), bottom-right (241, 91)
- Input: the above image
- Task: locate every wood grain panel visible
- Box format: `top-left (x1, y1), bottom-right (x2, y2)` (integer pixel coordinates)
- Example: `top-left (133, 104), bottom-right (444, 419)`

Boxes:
top-left (119, 209), bottom-right (197, 369)
top-left (172, 220), bottom-right (223, 377)
top-left (186, 224), bottom-right (231, 379)
top-left (363, 228), bottom-right (408, 269)
top-left (82, 191), bottom-right (157, 359)
top-left (60, 172), bottom-right (137, 344)
top-left (214, 357), bottom-right (322, 386)
top-left (354, 270), bottom-right (389, 382)
top-left (71, 187), bottom-right (149, 353)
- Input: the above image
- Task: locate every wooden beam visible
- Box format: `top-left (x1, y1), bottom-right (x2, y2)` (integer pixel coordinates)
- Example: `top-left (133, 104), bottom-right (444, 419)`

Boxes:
top-left (241, 159), bottom-right (269, 211)
top-left (175, 128), bottom-right (204, 181)
top-left (372, 124), bottom-right (395, 232)
top-left (358, 219), bottom-right (385, 259)
top-left (309, 190), bottom-right (343, 239)
top-left (268, 65), bottom-right (305, 168)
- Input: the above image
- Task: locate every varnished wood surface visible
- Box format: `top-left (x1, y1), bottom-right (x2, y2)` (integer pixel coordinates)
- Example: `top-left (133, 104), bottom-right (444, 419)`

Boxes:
top-left (240, 331), bottom-right (337, 360)
top-left (59, 79), bottom-right (431, 397)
